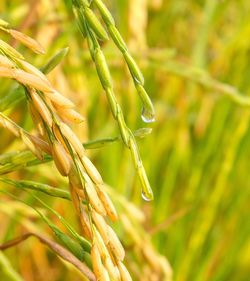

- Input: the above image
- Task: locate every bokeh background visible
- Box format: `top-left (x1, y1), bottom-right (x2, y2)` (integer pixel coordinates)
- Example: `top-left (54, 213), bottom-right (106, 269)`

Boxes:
top-left (0, 0), bottom-right (250, 280)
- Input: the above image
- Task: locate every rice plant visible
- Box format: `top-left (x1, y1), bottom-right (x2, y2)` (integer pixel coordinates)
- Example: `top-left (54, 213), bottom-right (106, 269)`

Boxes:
top-left (0, 1), bottom-right (249, 281)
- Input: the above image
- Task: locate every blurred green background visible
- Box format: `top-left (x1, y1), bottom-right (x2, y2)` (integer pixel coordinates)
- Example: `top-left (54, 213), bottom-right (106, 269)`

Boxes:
top-left (0, 0), bottom-right (250, 280)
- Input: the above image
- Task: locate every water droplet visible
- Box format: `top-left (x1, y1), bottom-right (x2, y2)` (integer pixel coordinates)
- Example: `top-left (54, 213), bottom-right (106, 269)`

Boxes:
top-left (133, 76), bottom-right (143, 85)
top-left (141, 190), bottom-right (154, 202)
top-left (141, 107), bottom-right (155, 123)
top-left (134, 128), bottom-right (153, 138)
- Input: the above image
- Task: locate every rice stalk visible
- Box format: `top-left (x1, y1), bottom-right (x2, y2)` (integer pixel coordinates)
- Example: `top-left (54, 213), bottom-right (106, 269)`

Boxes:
top-left (0, 24), bottom-right (135, 281)
top-left (92, 0), bottom-right (155, 120)
top-left (72, 1), bottom-right (154, 201)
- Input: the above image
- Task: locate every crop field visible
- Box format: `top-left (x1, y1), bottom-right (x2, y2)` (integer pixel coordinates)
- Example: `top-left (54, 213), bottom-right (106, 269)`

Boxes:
top-left (0, 1), bottom-right (249, 281)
